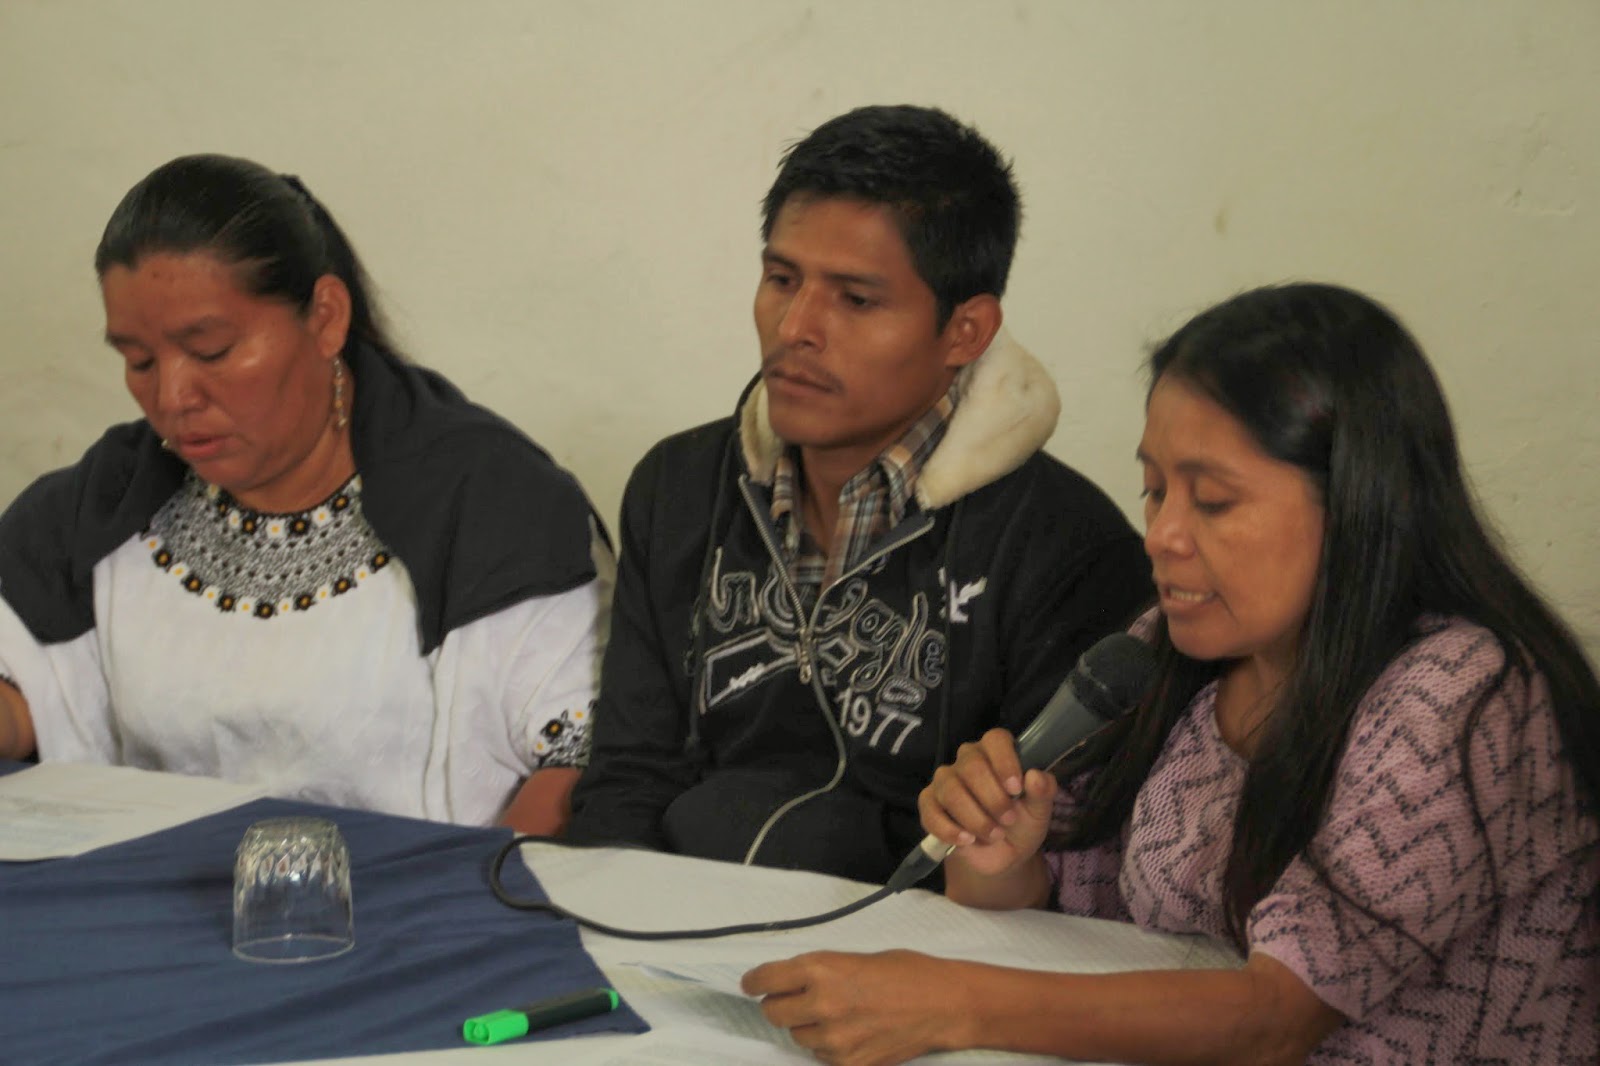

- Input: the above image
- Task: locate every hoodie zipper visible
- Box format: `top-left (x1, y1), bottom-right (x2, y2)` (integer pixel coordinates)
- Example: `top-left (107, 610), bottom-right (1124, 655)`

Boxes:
top-left (733, 473), bottom-right (939, 868)
top-left (738, 476), bottom-right (818, 681)
top-left (736, 476), bottom-right (935, 684)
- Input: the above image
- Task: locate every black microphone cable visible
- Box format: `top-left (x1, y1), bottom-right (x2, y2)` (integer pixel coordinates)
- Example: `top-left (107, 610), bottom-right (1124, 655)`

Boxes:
top-left (496, 634), bottom-right (1158, 937)
top-left (488, 835), bottom-right (896, 940)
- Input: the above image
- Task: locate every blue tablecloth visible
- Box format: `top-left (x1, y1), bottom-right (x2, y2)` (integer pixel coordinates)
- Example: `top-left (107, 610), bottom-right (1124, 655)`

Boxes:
top-left (0, 791), bottom-right (648, 1065)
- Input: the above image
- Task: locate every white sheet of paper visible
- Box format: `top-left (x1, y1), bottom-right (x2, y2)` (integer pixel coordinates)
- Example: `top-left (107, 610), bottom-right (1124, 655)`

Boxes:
top-left (0, 762), bottom-right (263, 860)
top-left (517, 842), bottom-right (1243, 1066)
top-left (559, 1028), bottom-right (813, 1065)
top-left (630, 961), bottom-right (751, 998)
top-left (529, 843), bottom-right (1240, 979)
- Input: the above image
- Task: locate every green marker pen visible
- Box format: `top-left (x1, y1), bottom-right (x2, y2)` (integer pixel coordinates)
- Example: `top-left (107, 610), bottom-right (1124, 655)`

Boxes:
top-left (461, 986), bottom-right (620, 1046)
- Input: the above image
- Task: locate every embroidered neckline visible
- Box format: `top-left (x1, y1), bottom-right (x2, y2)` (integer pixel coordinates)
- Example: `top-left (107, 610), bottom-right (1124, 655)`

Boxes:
top-left (142, 472), bottom-right (392, 619)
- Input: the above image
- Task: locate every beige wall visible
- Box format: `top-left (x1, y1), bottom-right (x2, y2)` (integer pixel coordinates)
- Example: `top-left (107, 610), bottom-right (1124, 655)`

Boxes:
top-left (2, 1), bottom-right (1596, 655)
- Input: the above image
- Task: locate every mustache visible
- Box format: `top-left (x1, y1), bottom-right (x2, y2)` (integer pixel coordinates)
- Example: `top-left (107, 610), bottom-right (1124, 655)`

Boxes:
top-left (760, 350), bottom-right (842, 392)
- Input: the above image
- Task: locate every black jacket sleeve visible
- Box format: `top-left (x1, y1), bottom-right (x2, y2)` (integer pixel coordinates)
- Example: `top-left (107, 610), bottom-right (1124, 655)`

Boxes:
top-left (566, 444), bottom-right (702, 847)
top-left (987, 467), bottom-right (1154, 740)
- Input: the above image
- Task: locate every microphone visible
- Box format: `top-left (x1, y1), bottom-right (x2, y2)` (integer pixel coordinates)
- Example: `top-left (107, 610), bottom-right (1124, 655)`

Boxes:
top-left (884, 632), bottom-right (1158, 893)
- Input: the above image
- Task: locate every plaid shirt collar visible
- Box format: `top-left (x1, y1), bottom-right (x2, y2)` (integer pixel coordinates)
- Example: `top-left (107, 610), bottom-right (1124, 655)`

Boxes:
top-left (770, 387), bottom-right (956, 591)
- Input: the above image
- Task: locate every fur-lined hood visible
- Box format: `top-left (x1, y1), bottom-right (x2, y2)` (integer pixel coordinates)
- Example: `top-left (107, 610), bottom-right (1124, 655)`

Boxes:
top-left (736, 329), bottom-right (1060, 510)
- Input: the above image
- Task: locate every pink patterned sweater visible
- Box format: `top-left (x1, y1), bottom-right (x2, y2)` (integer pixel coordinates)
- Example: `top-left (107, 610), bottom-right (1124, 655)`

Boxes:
top-left (1044, 617), bottom-right (1599, 1064)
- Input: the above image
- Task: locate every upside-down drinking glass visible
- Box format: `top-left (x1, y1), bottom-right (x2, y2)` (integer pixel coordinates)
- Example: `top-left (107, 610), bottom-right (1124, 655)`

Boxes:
top-left (231, 816), bottom-right (354, 963)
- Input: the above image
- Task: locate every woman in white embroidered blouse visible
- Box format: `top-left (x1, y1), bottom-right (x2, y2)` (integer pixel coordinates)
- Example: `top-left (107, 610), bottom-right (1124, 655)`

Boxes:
top-left (0, 154), bottom-right (611, 834)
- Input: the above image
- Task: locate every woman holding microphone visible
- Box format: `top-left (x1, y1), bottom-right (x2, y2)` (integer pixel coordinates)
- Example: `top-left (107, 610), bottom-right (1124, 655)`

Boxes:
top-left (744, 283), bottom-right (1599, 1065)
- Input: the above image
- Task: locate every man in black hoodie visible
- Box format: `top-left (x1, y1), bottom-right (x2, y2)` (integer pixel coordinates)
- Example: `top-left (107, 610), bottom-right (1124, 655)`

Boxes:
top-left (567, 105), bottom-right (1150, 883)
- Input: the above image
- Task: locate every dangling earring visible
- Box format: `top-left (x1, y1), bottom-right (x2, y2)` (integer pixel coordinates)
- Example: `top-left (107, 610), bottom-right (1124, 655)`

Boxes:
top-left (160, 438), bottom-right (172, 451)
top-left (332, 359), bottom-right (348, 430)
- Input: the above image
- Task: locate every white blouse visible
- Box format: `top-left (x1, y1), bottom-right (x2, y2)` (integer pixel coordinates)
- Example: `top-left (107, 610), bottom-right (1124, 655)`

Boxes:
top-left (0, 473), bottom-right (611, 826)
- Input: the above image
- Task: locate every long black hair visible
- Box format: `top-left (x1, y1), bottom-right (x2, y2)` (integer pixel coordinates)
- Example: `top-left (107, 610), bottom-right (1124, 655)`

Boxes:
top-left (94, 153), bottom-right (403, 361)
top-left (1057, 282), bottom-right (1600, 948)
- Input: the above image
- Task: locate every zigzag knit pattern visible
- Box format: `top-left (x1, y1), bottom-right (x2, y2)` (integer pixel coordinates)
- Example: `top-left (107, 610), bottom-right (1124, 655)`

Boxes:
top-left (1046, 618), bottom-right (1599, 1063)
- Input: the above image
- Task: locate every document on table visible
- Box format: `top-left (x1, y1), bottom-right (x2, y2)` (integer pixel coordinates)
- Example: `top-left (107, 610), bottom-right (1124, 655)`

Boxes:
top-left (584, 968), bottom-right (1114, 1066)
top-left (537, 840), bottom-right (1239, 976)
top-left (609, 909), bottom-right (1240, 1066)
top-left (529, 841), bottom-right (1243, 1066)
top-left (632, 960), bottom-right (751, 998)
top-left (0, 762), bottom-right (263, 860)
top-left (561, 1029), bottom-right (813, 1065)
